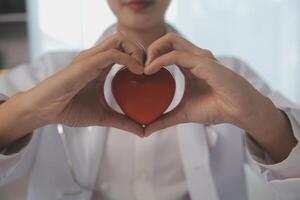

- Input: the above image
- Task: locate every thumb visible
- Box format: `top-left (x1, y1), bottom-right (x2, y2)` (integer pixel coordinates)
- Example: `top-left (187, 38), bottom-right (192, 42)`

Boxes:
top-left (144, 104), bottom-right (188, 136)
top-left (102, 111), bottom-right (145, 137)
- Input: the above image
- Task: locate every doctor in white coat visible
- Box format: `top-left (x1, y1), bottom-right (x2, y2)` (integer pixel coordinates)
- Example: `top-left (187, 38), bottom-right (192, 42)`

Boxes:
top-left (0, 0), bottom-right (300, 200)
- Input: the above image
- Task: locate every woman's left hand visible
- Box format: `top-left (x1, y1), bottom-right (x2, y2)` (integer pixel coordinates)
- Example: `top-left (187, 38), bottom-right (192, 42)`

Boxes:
top-left (144, 33), bottom-right (297, 163)
top-left (144, 33), bottom-right (278, 137)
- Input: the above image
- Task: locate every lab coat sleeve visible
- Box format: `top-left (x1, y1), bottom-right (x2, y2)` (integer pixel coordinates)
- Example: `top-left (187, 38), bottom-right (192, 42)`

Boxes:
top-left (218, 56), bottom-right (300, 199)
top-left (0, 130), bottom-right (41, 186)
top-left (0, 52), bottom-right (77, 96)
top-left (0, 52), bottom-right (76, 186)
top-left (0, 93), bottom-right (41, 186)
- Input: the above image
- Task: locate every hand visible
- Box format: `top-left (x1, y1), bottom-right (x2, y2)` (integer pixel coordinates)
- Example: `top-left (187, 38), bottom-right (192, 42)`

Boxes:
top-left (144, 33), bottom-right (297, 162)
top-left (144, 33), bottom-right (269, 136)
top-left (21, 33), bottom-right (145, 136)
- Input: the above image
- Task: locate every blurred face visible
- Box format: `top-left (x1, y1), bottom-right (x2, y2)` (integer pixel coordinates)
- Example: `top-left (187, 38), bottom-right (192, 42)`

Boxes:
top-left (107, 0), bottom-right (171, 30)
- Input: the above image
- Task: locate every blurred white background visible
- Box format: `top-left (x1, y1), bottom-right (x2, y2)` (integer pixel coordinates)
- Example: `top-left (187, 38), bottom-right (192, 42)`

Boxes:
top-left (27, 0), bottom-right (300, 105)
top-left (1, 0), bottom-right (300, 199)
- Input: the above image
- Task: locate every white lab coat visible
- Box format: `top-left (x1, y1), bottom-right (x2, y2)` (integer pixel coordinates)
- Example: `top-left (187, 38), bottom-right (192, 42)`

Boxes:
top-left (0, 25), bottom-right (300, 200)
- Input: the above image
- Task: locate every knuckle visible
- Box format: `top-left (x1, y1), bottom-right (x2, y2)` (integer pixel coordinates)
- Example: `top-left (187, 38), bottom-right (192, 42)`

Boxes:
top-left (81, 49), bottom-right (89, 54)
top-left (116, 31), bottom-right (125, 40)
top-left (78, 49), bottom-right (90, 58)
top-left (172, 50), bottom-right (180, 57)
top-left (108, 49), bottom-right (119, 58)
top-left (72, 52), bottom-right (86, 62)
top-left (202, 49), bottom-right (214, 57)
top-left (171, 50), bottom-right (181, 61)
top-left (113, 32), bottom-right (121, 38)
top-left (166, 32), bottom-right (177, 40)
top-left (110, 32), bottom-right (121, 43)
top-left (72, 61), bottom-right (88, 74)
top-left (198, 58), bottom-right (211, 68)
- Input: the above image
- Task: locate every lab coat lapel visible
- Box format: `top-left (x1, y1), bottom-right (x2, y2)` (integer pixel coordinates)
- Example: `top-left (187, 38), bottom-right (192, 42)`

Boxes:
top-left (61, 126), bottom-right (108, 200)
top-left (177, 123), bottom-right (219, 200)
top-left (81, 127), bottom-right (108, 200)
top-left (165, 24), bottom-right (219, 200)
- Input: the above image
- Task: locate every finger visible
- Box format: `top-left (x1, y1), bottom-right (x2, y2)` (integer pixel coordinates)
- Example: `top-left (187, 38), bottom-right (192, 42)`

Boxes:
top-left (103, 111), bottom-right (145, 137)
top-left (79, 34), bottom-right (120, 56)
top-left (82, 49), bottom-right (143, 80)
top-left (118, 31), bottom-right (146, 64)
top-left (146, 33), bottom-right (201, 65)
top-left (145, 50), bottom-right (199, 74)
top-left (46, 50), bottom-right (143, 96)
top-left (144, 105), bottom-right (188, 136)
top-left (81, 33), bottom-right (145, 66)
top-left (98, 49), bottom-right (143, 74)
top-left (122, 40), bottom-right (145, 65)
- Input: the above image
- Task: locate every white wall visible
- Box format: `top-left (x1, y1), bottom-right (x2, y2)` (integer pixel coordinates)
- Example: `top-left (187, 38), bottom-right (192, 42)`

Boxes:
top-left (27, 0), bottom-right (300, 104)
top-left (173, 0), bottom-right (300, 104)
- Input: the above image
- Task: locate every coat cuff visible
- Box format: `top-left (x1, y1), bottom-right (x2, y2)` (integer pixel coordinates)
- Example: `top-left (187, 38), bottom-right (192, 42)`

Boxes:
top-left (245, 108), bottom-right (300, 181)
top-left (0, 135), bottom-right (33, 181)
top-left (0, 93), bottom-right (8, 102)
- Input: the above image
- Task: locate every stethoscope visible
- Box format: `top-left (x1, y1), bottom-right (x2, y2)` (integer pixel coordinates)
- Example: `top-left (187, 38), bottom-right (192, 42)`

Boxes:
top-left (57, 124), bottom-right (98, 199)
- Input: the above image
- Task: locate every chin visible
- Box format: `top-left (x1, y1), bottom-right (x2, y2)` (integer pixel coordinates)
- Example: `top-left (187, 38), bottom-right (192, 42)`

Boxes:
top-left (121, 16), bottom-right (160, 30)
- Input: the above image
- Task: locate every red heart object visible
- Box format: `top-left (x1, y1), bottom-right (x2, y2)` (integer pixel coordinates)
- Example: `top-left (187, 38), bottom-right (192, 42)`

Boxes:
top-left (112, 67), bottom-right (176, 126)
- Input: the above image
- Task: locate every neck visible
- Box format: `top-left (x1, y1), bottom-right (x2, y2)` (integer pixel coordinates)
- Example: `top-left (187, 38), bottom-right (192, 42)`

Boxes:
top-left (117, 22), bottom-right (167, 49)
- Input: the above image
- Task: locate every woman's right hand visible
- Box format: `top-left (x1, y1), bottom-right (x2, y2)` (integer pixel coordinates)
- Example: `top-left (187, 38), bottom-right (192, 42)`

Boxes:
top-left (15, 33), bottom-right (145, 137)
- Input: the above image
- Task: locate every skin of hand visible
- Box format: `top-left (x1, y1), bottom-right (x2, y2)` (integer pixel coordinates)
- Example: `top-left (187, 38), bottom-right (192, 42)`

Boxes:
top-left (144, 33), bottom-right (298, 162)
top-left (0, 32), bottom-right (146, 149)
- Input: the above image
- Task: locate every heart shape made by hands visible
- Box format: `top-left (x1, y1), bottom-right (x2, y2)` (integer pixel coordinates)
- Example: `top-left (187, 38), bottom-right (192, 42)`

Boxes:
top-left (112, 67), bottom-right (176, 126)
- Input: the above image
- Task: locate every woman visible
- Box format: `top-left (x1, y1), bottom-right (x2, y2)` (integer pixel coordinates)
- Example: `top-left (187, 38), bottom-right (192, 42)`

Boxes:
top-left (0, 0), bottom-right (299, 199)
